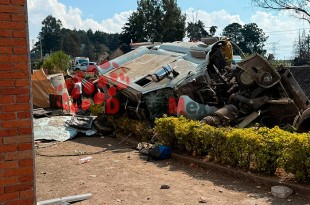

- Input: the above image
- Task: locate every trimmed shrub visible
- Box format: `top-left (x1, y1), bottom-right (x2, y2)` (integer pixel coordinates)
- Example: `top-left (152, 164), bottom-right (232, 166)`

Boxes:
top-left (108, 114), bottom-right (310, 181)
top-left (154, 116), bottom-right (310, 182)
top-left (107, 115), bottom-right (153, 142)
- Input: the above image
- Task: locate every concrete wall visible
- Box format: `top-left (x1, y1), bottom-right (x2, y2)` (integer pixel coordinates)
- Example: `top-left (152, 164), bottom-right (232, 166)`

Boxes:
top-left (0, 0), bottom-right (35, 204)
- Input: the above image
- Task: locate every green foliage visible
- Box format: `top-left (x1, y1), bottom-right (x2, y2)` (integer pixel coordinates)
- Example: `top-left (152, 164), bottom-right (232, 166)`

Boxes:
top-left (38, 15), bottom-right (63, 55)
top-left (222, 23), bottom-right (243, 44)
top-left (293, 29), bottom-right (310, 66)
top-left (107, 115), bottom-right (154, 142)
top-left (89, 104), bottom-right (104, 116)
top-left (186, 20), bottom-right (217, 40)
top-left (42, 51), bottom-right (70, 74)
top-left (161, 0), bottom-right (186, 42)
top-left (31, 58), bottom-right (44, 70)
top-left (222, 22), bottom-right (268, 55)
top-left (154, 116), bottom-right (310, 181)
top-left (31, 15), bottom-right (121, 69)
top-left (61, 29), bottom-right (81, 57)
top-left (120, 0), bottom-right (186, 43)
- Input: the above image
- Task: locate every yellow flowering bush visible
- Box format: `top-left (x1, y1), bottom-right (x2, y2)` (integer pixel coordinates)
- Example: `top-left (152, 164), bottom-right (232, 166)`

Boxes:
top-left (154, 117), bottom-right (310, 182)
top-left (108, 115), bottom-right (310, 181)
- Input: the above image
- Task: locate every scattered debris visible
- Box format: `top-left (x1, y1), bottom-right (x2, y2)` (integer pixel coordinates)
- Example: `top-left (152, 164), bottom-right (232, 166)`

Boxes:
top-left (78, 156), bottom-right (93, 164)
top-left (199, 197), bottom-right (208, 203)
top-left (34, 116), bottom-right (97, 142)
top-left (67, 115), bottom-right (94, 130)
top-left (33, 108), bottom-right (53, 118)
top-left (160, 184), bottom-right (170, 189)
top-left (34, 116), bottom-right (78, 142)
top-left (95, 38), bottom-right (310, 131)
top-left (37, 193), bottom-right (92, 205)
top-left (271, 186), bottom-right (293, 199)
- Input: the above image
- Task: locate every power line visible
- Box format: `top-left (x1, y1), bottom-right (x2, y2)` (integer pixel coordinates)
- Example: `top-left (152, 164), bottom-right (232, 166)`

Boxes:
top-left (264, 28), bottom-right (310, 34)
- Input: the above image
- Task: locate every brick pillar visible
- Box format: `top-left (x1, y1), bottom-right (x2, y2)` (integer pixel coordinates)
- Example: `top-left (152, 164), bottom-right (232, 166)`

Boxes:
top-left (0, 0), bottom-right (35, 205)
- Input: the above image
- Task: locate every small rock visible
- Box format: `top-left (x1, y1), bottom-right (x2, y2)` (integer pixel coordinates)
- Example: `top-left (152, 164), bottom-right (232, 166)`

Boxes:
top-left (121, 189), bottom-right (124, 191)
top-left (271, 186), bottom-right (293, 199)
top-left (199, 197), bottom-right (208, 203)
top-left (89, 175), bottom-right (97, 178)
top-left (160, 184), bottom-right (170, 189)
top-left (287, 199), bottom-right (292, 202)
top-left (219, 190), bottom-right (223, 193)
top-left (147, 197), bottom-right (150, 200)
top-left (127, 156), bottom-right (131, 158)
top-left (117, 199), bottom-right (121, 202)
top-left (40, 172), bottom-right (46, 174)
top-left (256, 186), bottom-right (261, 189)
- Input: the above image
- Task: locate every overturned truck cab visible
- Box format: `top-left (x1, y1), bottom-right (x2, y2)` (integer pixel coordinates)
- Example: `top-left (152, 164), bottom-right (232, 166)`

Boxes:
top-left (98, 37), bottom-right (310, 132)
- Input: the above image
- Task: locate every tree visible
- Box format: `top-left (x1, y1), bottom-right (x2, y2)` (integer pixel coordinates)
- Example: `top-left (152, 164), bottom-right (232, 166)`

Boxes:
top-left (222, 23), bottom-right (243, 44)
top-left (120, 11), bottom-right (145, 44)
top-left (222, 22), bottom-right (268, 55)
top-left (186, 20), bottom-right (207, 41)
top-left (252, 0), bottom-right (310, 23)
top-left (139, 0), bottom-right (163, 41)
top-left (186, 20), bottom-right (217, 41)
top-left (293, 29), bottom-right (310, 65)
top-left (209, 26), bottom-right (218, 37)
top-left (240, 23), bottom-right (268, 54)
top-left (39, 15), bottom-right (63, 55)
top-left (42, 51), bottom-right (70, 74)
top-left (31, 15), bottom-right (121, 70)
top-left (162, 0), bottom-right (186, 42)
top-left (120, 0), bottom-right (186, 43)
top-left (61, 29), bottom-right (81, 57)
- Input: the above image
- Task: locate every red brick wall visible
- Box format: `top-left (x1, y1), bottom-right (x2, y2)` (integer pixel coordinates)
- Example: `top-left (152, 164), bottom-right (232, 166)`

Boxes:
top-left (0, 0), bottom-right (35, 204)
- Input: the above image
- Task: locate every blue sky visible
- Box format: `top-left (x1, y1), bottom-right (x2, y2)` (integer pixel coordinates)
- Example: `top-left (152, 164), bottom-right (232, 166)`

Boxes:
top-left (59, 0), bottom-right (255, 20)
top-left (27, 0), bottom-right (308, 59)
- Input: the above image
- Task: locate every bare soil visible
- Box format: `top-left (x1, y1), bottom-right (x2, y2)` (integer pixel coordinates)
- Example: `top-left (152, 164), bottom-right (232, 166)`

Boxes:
top-left (35, 135), bottom-right (310, 205)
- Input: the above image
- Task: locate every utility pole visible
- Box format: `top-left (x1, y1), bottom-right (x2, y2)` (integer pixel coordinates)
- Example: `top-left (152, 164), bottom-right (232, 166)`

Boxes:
top-left (39, 36), bottom-right (43, 59)
top-left (307, 34), bottom-right (310, 64)
top-left (266, 41), bottom-right (279, 59)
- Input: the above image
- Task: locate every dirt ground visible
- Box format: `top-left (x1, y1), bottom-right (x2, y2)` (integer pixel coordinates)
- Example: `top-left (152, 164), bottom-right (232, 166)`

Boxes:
top-left (35, 135), bottom-right (310, 205)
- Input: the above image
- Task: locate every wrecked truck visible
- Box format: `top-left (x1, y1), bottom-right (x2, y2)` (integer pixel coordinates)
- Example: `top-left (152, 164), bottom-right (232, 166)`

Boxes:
top-left (96, 38), bottom-right (310, 132)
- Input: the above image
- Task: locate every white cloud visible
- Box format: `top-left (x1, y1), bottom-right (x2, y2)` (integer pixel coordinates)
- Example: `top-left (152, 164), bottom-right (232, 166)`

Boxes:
top-left (184, 8), bottom-right (306, 59)
top-left (27, 0), bottom-right (306, 59)
top-left (251, 11), bottom-right (305, 59)
top-left (184, 8), bottom-right (244, 34)
top-left (27, 0), bottom-right (133, 47)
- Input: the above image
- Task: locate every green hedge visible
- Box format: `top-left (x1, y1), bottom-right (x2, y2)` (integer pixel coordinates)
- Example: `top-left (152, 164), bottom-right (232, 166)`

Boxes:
top-left (154, 116), bottom-right (310, 182)
top-left (107, 115), bottom-right (154, 142)
top-left (107, 115), bottom-right (310, 182)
